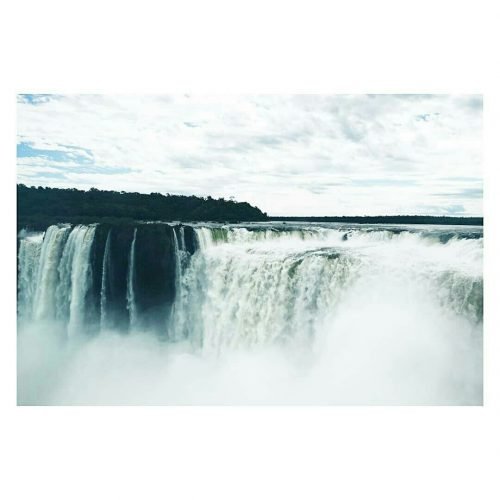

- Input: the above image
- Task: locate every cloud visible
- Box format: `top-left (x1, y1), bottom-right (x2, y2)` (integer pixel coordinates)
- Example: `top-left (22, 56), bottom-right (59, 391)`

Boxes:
top-left (350, 178), bottom-right (419, 187)
top-left (17, 94), bottom-right (482, 216)
top-left (433, 188), bottom-right (483, 199)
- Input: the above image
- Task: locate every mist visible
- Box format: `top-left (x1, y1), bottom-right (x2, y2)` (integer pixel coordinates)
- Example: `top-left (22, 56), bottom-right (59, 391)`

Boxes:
top-left (18, 269), bottom-right (482, 405)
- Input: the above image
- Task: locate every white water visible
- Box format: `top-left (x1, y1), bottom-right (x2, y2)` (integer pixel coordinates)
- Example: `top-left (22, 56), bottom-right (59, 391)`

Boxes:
top-left (100, 230), bottom-right (111, 331)
top-left (172, 227), bottom-right (183, 294)
top-left (17, 223), bottom-right (483, 405)
top-left (32, 225), bottom-right (71, 320)
top-left (19, 225), bottom-right (96, 330)
top-left (17, 231), bottom-right (43, 319)
top-left (66, 226), bottom-right (96, 336)
top-left (126, 228), bottom-right (138, 331)
top-left (169, 227), bottom-right (191, 341)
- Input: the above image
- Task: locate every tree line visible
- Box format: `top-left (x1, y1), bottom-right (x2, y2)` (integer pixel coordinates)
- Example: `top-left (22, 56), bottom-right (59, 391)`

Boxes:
top-left (17, 184), bottom-right (483, 230)
top-left (273, 215), bottom-right (483, 226)
top-left (17, 184), bottom-right (267, 230)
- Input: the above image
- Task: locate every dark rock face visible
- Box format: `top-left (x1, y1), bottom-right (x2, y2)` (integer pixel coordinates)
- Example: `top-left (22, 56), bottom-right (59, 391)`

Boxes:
top-left (133, 225), bottom-right (177, 333)
top-left (106, 225), bottom-right (136, 331)
top-left (87, 223), bottom-right (198, 335)
top-left (182, 225), bottom-right (198, 255)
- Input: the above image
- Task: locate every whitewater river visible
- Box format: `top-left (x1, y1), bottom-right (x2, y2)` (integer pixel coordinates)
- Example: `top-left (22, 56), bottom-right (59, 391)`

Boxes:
top-left (17, 222), bottom-right (483, 405)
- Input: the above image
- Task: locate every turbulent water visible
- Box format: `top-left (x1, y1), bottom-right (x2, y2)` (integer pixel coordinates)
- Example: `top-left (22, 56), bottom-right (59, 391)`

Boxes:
top-left (17, 222), bottom-right (483, 405)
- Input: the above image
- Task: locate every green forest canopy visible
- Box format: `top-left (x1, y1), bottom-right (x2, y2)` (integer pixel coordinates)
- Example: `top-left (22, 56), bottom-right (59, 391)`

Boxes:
top-left (17, 184), bottom-right (267, 229)
top-left (17, 184), bottom-right (483, 230)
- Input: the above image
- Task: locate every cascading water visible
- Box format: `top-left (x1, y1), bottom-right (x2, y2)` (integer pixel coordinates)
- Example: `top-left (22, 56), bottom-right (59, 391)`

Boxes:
top-left (32, 225), bottom-right (71, 320)
top-left (18, 225), bottom-right (97, 331)
top-left (17, 231), bottom-right (43, 319)
top-left (100, 230), bottom-right (111, 331)
top-left (17, 222), bottom-right (483, 405)
top-left (126, 228), bottom-right (138, 331)
top-left (177, 241), bottom-right (360, 352)
top-left (66, 225), bottom-right (96, 336)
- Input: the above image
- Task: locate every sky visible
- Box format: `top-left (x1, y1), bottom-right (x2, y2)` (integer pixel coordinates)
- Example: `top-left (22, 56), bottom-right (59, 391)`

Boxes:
top-left (17, 94), bottom-right (482, 216)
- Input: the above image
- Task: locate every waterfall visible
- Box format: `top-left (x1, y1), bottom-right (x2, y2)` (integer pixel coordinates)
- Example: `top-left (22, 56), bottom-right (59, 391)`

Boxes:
top-left (67, 225), bottom-right (97, 335)
top-left (100, 230), bottom-right (111, 331)
top-left (179, 226), bottom-right (186, 251)
top-left (127, 228), bottom-right (138, 331)
top-left (194, 227), bottom-right (214, 249)
top-left (32, 225), bottom-right (71, 320)
top-left (56, 226), bottom-right (77, 321)
top-left (17, 222), bottom-right (483, 405)
top-left (17, 222), bottom-right (483, 343)
top-left (172, 227), bottom-right (182, 292)
top-left (18, 224), bottom-right (96, 335)
top-left (177, 241), bottom-right (360, 352)
top-left (17, 232), bottom-right (44, 318)
top-left (167, 226), bottom-right (190, 341)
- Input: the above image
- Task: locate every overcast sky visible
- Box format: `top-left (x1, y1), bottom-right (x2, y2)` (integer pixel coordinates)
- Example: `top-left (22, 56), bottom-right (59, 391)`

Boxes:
top-left (17, 94), bottom-right (482, 216)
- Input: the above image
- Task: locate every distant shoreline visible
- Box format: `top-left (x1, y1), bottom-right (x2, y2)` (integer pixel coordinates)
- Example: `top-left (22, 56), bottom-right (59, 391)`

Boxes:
top-left (269, 216), bottom-right (483, 226)
top-left (18, 215), bottom-right (483, 232)
top-left (17, 184), bottom-right (483, 229)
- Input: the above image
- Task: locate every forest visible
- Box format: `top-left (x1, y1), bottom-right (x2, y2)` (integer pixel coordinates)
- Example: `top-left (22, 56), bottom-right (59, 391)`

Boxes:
top-left (17, 184), bottom-right (268, 229)
top-left (17, 184), bottom-right (483, 230)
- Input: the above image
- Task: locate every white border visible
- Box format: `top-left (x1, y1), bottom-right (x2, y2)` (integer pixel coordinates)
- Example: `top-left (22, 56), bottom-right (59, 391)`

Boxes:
top-left (1, 1), bottom-right (499, 499)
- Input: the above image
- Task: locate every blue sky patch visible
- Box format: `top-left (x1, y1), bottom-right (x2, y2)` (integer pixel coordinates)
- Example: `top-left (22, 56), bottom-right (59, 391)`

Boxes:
top-left (17, 141), bottom-right (94, 164)
top-left (17, 94), bottom-right (59, 105)
top-left (17, 141), bottom-right (133, 176)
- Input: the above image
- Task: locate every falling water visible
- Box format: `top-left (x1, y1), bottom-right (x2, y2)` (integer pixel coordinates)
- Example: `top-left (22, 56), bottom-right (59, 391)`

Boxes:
top-left (18, 224), bottom-right (96, 333)
top-left (17, 222), bottom-right (483, 405)
top-left (126, 228), bottom-right (138, 331)
top-left (17, 231), bottom-right (44, 319)
top-left (100, 230), bottom-right (111, 331)
top-left (32, 225), bottom-right (71, 320)
top-left (172, 227), bottom-right (183, 292)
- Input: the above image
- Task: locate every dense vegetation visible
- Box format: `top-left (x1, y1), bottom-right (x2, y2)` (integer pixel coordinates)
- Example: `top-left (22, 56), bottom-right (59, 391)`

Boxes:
top-left (17, 184), bottom-right (268, 230)
top-left (17, 184), bottom-right (483, 230)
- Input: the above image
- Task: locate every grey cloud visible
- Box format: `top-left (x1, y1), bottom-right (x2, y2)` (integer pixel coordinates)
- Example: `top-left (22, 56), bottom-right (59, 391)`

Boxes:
top-left (350, 178), bottom-right (419, 187)
top-left (341, 121), bottom-right (366, 141)
top-left (20, 171), bottom-right (68, 180)
top-left (445, 204), bottom-right (466, 214)
top-left (464, 95), bottom-right (483, 111)
top-left (19, 160), bottom-right (135, 176)
top-left (415, 203), bottom-right (466, 215)
top-left (433, 188), bottom-right (483, 199)
top-left (254, 135), bottom-right (287, 147)
top-left (437, 176), bottom-right (482, 183)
